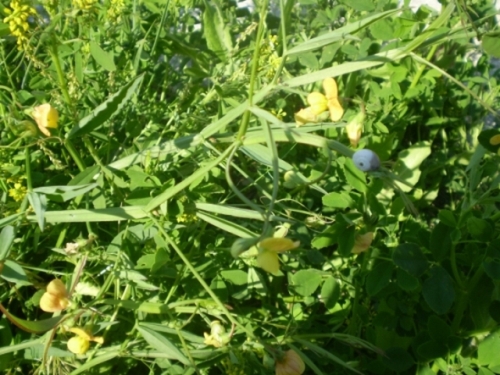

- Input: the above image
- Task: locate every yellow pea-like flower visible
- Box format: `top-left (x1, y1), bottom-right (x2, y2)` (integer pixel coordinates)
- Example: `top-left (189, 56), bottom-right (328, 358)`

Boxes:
top-left (323, 77), bottom-right (338, 99)
top-left (67, 327), bottom-right (104, 354)
top-left (39, 279), bottom-right (70, 312)
top-left (489, 134), bottom-right (500, 146)
top-left (32, 103), bottom-right (59, 136)
top-left (256, 237), bottom-right (300, 274)
top-left (294, 107), bottom-right (318, 127)
top-left (306, 92), bottom-right (328, 115)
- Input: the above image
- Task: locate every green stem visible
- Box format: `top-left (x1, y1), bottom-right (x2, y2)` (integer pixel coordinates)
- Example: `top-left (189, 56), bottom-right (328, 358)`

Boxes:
top-left (236, 0), bottom-right (269, 141)
top-left (48, 42), bottom-right (72, 108)
top-left (151, 215), bottom-right (257, 340)
top-left (64, 139), bottom-right (86, 172)
top-left (25, 147), bottom-right (33, 191)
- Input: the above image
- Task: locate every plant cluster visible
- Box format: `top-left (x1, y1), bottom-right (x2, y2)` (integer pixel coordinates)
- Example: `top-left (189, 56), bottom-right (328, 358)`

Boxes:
top-left (1, 0), bottom-right (500, 374)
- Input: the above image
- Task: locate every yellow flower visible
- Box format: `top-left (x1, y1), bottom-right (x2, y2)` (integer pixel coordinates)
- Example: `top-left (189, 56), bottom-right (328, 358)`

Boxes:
top-left (489, 134), bottom-right (500, 146)
top-left (67, 327), bottom-right (104, 354)
top-left (8, 182), bottom-right (27, 202)
top-left (351, 232), bottom-right (374, 254)
top-left (323, 77), bottom-right (344, 122)
top-left (256, 237), bottom-right (300, 274)
top-left (307, 92), bottom-right (328, 115)
top-left (32, 104), bottom-right (59, 136)
top-left (203, 321), bottom-right (229, 348)
top-left (295, 77), bottom-right (344, 126)
top-left (39, 279), bottom-right (70, 312)
top-left (275, 349), bottom-right (305, 375)
top-left (294, 107), bottom-right (318, 126)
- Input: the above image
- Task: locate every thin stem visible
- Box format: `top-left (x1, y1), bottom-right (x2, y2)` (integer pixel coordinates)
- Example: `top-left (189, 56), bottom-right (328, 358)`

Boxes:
top-left (48, 43), bottom-right (71, 108)
top-left (236, 0), bottom-right (269, 141)
top-left (64, 139), bottom-right (86, 172)
top-left (151, 215), bottom-right (257, 340)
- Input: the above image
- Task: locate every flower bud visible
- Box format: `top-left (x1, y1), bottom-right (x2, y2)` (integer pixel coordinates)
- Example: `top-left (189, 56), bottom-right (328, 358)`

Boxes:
top-left (275, 349), bottom-right (305, 375)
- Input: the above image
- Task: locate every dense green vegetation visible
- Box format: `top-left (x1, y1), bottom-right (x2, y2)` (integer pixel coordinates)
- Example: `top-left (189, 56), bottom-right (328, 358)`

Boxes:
top-left (1, 0), bottom-right (500, 374)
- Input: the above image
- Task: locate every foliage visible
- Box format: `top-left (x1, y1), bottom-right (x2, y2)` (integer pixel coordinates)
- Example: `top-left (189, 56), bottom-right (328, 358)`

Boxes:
top-left (1, 0), bottom-right (500, 374)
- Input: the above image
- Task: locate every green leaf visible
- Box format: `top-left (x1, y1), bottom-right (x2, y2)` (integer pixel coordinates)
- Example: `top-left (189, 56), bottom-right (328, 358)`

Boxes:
top-left (417, 340), bottom-right (448, 360)
top-left (33, 184), bottom-right (98, 203)
top-left (67, 74), bottom-right (144, 139)
top-left (366, 262), bottom-right (393, 296)
top-left (340, 0), bottom-right (375, 12)
top-left (477, 129), bottom-right (500, 154)
top-left (482, 32), bottom-right (500, 58)
top-left (0, 303), bottom-right (62, 333)
top-left (69, 352), bottom-right (119, 375)
top-left (137, 325), bottom-right (190, 365)
top-left (438, 210), bottom-right (456, 227)
top-left (0, 319), bottom-right (13, 371)
top-left (343, 158), bottom-right (367, 193)
top-left (467, 217), bottom-right (493, 241)
top-left (0, 226), bottom-right (14, 260)
top-left (202, 0), bottom-right (232, 61)
top-left (321, 277), bottom-right (340, 309)
top-left (322, 192), bottom-right (354, 208)
top-left (0, 260), bottom-right (31, 286)
top-left (145, 145), bottom-right (234, 212)
top-left (427, 315), bottom-right (451, 344)
top-left (393, 141), bottom-right (432, 192)
top-left (392, 243), bottom-right (428, 277)
top-left (220, 270), bottom-right (247, 286)
top-left (478, 333), bottom-right (500, 367)
top-left (422, 266), bottom-right (455, 315)
top-left (430, 222), bottom-right (453, 262)
top-left (382, 347), bottom-right (414, 372)
top-left (370, 19), bottom-right (394, 40)
top-left (291, 270), bottom-right (322, 297)
top-left (396, 268), bottom-right (419, 291)
top-left (287, 9), bottom-right (399, 55)
top-left (90, 41), bottom-right (116, 71)
top-left (27, 192), bottom-right (47, 231)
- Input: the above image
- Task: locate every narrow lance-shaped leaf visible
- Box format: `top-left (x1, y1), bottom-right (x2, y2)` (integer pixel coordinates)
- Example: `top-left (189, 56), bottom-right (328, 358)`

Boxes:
top-left (67, 74), bottom-right (144, 139)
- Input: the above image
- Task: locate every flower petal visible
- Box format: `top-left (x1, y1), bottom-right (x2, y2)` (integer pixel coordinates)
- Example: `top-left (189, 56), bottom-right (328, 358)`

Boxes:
top-left (257, 250), bottom-right (280, 274)
top-left (68, 327), bottom-right (93, 341)
top-left (490, 134), bottom-right (500, 146)
top-left (67, 336), bottom-right (90, 354)
top-left (306, 92), bottom-right (328, 115)
top-left (46, 279), bottom-right (68, 298)
top-left (323, 77), bottom-right (338, 99)
top-left (327, 97), bottom-right (344, 122)
top-left (39, 292), bottom-right (68, 312)
top-left (294, 107), bottom-right (318, 126)
top-left (259, 237), bottom-right (300, 253)
top-left (32, 103), bottom-right (59, 136)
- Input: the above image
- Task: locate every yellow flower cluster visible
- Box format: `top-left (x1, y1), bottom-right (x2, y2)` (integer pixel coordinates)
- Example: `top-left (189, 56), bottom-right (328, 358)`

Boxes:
top-left (8, 182), bottom-right (27, 202)
top-left (72, 0), bottom-right (97, 11)
top-left (3, 0), bottom-right (36, 50)
top-left (176, 213), bottom-right (198, 223)
top-left (107, 0), bottom-right (125, 22)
